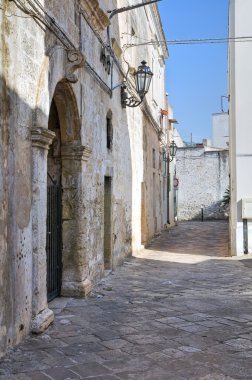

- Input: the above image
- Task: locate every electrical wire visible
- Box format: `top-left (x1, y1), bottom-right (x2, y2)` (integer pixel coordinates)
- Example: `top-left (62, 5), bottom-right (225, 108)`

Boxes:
top-left (123, 36), bottom-right (252, 48)
top-left (11, 0), bottom-right (75, 48)
top-left (6, 0), bottom-right (112, 95)
top-left (3, 4), bottom-right (252, 47)
top-left (0, 5), bottom-right (32, 17)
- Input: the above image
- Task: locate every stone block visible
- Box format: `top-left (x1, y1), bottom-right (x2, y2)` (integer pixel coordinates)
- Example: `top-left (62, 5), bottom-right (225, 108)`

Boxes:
top-left (31, 308), bottom-right (54, 334)
top-left (61, 279), bottom-right (92, 297)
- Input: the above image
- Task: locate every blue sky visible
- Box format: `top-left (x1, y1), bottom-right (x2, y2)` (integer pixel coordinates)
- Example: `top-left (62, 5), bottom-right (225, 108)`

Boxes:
top-left (158, 0), bottom-right (229, 143)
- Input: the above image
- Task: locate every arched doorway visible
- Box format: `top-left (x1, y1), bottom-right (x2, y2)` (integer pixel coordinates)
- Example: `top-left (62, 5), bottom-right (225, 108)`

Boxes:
top-left (47, 98), bottom-right (62, 301)
top-left (46, 80), bottom-right (92, 300)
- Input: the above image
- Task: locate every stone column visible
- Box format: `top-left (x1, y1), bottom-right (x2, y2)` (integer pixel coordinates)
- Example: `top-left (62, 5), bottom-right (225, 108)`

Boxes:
top-left (31, 127), bottom-right (55, 333)
top-left (60, 143), bottom-right (92, 297)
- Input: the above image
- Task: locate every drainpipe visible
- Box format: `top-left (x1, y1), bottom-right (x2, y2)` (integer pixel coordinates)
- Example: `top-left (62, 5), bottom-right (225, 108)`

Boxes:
top-left (243, 219), bottom-right (248, 254)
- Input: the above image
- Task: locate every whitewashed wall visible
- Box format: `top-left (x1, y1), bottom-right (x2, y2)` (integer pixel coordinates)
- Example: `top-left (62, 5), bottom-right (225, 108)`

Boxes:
top-left (229, 0), bottom-right (252, 255)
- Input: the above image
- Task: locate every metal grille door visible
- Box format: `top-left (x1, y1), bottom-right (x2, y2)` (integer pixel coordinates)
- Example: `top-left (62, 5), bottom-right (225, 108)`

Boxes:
top-left (46, 185), bottom-right (62, 302)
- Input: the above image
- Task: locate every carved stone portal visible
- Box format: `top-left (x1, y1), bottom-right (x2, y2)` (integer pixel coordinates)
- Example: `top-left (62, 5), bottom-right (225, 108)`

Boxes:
top-left (49, 82), bottom-right (92, 298)
top-left (31, 126), bottom-right (56, 334)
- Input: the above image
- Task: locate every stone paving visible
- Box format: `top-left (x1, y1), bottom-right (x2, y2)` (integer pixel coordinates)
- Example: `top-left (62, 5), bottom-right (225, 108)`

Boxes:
top-left (2, 221), bottom-right (252, 379)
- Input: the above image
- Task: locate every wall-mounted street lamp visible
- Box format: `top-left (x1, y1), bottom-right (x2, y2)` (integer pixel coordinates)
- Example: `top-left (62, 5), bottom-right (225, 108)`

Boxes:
top-left (121, 61), bottom-right (153, 108)
top-left (106, 0), bottom-right (161, 108)
top-left (163, 140), bottom-right (177, 162)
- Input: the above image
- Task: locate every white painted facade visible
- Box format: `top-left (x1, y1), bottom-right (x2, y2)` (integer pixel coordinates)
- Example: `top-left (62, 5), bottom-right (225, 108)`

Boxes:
top-left (212, 112), bottom-right (229, 149)
top-left (229, 0), bottom-right (252, 255)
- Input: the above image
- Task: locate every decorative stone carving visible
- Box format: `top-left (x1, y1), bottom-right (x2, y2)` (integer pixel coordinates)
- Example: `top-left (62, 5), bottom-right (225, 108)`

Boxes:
top-left (81, 0), bottom-right (109, 31)
top-left (61, 144), bottom-right (92, 161)
top-left (31, 127), bottom-right (55, 150)
top-left (65, 50), bottom-right (85, 83)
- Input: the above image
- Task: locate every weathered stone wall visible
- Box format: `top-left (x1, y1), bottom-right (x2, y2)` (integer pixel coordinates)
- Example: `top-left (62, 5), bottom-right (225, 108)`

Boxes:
top-left (1, 0), bottom-right (48, 355)
top-left (141, 115), bottom-right (163, 244)
top-left (176, 148), bottom-right (229, 221)
top-left (0, 5), bottom-right (9, 357)
top-left (0, 0), bottom-right (167, 356)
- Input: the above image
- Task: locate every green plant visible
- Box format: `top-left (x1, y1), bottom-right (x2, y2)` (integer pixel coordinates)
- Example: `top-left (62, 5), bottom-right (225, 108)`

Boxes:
top-left (222, 187), bottom-right (230, 206)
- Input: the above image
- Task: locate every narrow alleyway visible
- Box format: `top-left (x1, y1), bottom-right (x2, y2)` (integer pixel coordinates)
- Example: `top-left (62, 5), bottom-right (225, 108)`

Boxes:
top-left (2, 221), bottom-right (252, 380)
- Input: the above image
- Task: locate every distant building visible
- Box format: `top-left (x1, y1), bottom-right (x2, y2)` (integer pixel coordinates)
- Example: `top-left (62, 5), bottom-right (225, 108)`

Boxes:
top-left (212, 112), bottom-right (229, 149)
top-left (173, 127), bottom-right (184, 148)
top-left (202, 138), bottom-right (212, 147)
top-left (163, 104), bottom-right (183, 226)
top-left (176, 146), bottom-right (229, 221)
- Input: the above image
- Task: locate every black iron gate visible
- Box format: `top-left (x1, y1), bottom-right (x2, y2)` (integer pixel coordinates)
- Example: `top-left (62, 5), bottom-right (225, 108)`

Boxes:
top-left (46, 184), bottom-right (62, 302)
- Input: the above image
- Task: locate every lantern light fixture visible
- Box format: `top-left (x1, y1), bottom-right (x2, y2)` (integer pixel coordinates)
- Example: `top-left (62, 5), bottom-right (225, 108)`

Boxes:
top-left (121, 61), bottom-right (153, 108)
top-left (163, 140), bottom-right (177, 162)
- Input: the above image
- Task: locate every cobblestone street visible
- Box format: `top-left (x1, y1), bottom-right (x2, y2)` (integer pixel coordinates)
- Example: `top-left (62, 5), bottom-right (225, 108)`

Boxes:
top-left (2, 221), bottom-right (252, 380)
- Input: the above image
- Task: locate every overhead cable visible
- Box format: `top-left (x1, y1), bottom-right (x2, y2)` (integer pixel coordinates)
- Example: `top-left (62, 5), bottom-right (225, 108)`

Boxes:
top-left (123, 36), bottom-right (252, 48)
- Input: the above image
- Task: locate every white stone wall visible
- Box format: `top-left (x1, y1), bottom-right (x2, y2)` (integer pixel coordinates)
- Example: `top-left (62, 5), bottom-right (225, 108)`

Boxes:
top-left (117, 3), bottom-right (168, 249)
top-left (176, 148), bottom-right (229, 221)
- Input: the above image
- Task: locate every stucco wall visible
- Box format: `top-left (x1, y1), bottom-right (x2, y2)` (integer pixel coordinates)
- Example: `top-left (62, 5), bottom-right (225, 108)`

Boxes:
top-left (176, 148), bottom-right (229, 221)
top-left (229, 0), bottom-right (252, 255)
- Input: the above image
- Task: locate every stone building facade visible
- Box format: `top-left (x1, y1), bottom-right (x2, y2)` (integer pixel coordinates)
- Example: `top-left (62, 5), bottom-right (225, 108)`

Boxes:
top-left (176, 147), bottom-right (229, 221)
top-left (0, 0), bottom-right (168, 356)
